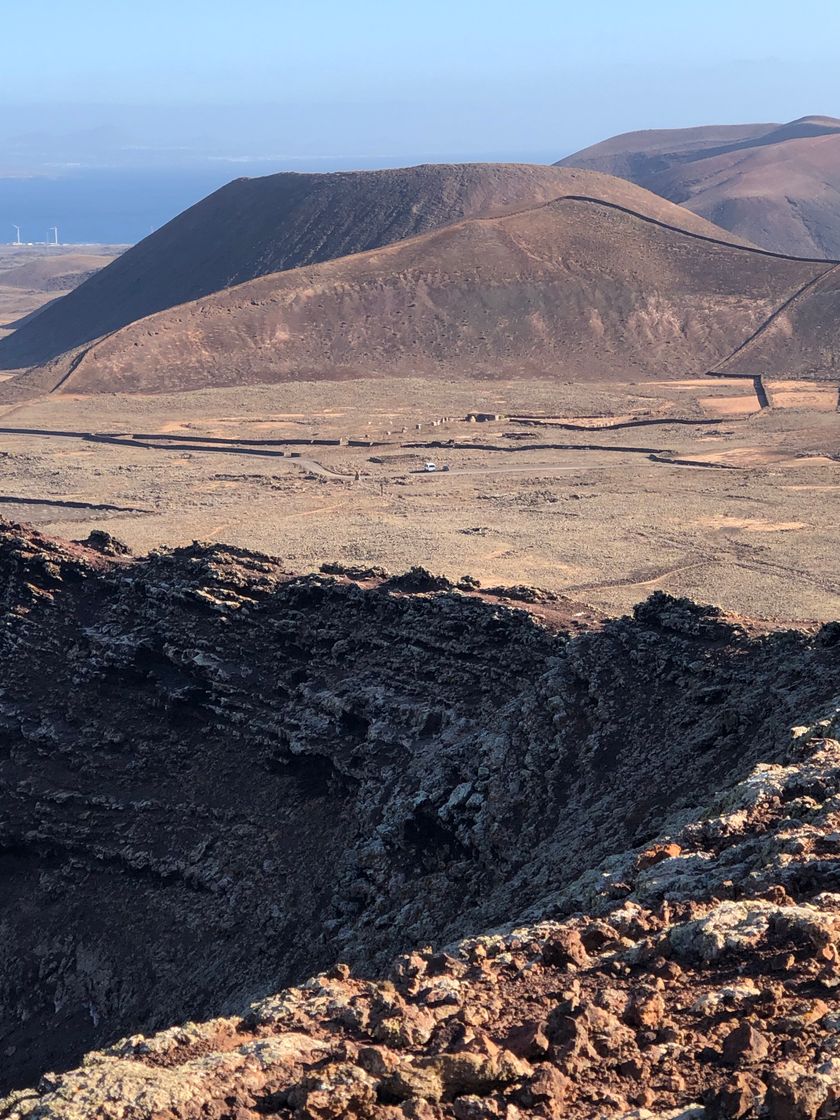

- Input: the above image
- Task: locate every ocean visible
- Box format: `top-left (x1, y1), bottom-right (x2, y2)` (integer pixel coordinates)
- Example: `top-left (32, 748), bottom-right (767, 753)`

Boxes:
top-left (0, 164), bottom-right (303, 246)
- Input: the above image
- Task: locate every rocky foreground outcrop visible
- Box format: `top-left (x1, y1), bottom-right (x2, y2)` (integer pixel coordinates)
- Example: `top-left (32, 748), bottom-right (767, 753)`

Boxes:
top-left (6, 711), bottom-right (840, 1120)
top-left (1, 521), bottom-right (839, 1116)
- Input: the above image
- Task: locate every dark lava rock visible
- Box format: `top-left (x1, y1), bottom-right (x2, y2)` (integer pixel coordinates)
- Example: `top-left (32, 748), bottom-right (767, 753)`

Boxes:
top-left (73, 529), bottom-right (132, 556)
top-left (1, 519), bottom-right (840, 1101)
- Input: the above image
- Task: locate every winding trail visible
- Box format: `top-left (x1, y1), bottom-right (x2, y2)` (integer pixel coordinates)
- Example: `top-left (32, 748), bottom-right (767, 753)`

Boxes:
top-left (1, 421), bottom-right (823, 479)
top-left (508, 415), bottom-right (743, 432)
top-left (0, 425), bottom-right (744, 476)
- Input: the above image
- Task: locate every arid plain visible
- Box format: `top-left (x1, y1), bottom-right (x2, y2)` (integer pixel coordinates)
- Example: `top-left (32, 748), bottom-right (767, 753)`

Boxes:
top-left (0, 244), bottom-right (122, 342)
top-left (5, 115), bottom-right (840, 1116)
top-left (2, 372), bottom-right (838, 623)
top-left (1, 159), bottom-right (839, 628)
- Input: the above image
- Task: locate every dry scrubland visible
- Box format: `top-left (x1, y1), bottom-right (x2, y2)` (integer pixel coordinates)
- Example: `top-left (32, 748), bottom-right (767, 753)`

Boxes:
top-left (1, 375), bottom-right (838, 623)
top-left (0, 245), bottom-right (122, 344)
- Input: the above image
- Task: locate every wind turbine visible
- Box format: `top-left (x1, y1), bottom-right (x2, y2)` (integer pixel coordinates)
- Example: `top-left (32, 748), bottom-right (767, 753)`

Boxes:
top-left (11, 224), bottom-right (21, 245)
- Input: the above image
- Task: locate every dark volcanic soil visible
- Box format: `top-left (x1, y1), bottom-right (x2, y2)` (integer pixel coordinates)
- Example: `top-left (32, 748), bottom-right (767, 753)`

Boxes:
top-left (1, 521), bottom-right (840, 1094)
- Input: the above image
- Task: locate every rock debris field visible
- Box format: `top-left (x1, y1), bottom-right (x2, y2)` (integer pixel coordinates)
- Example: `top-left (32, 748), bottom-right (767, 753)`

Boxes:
top-left (1, 520), bottom-right (840, 1117)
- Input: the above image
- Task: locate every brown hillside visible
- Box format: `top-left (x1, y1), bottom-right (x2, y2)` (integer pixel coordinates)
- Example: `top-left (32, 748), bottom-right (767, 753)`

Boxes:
top-left (0, 163), bottom-right (751, 372)
top-left (557, 121), bottom-right (778, 180)
top-left (719, 261), bottom-right (840, 377)
top-left (0, 253), bottom-right (115, 292)
top-left (559, 117), bottom-right (840, 257)
top-left (21, 195), bottom-right (829, 396)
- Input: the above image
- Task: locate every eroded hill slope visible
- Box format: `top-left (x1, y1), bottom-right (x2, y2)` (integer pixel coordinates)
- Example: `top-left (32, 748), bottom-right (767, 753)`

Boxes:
top-left (0, 164), bottom-right (746, 372)
top-left (0, 254), bottom-right (115, 293)
top-left (559, 116), bottom-right (840, 258)
top-left (14, 195), bottom-right (830, 394)
top-left (556, 121), bottom-right (779, 180)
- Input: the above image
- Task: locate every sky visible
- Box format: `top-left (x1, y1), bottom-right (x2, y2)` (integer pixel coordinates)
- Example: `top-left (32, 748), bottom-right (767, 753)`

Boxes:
top-left (1, 0), bottom-right (839, 241)
top-left (2, 0), bottom-right (839, 167)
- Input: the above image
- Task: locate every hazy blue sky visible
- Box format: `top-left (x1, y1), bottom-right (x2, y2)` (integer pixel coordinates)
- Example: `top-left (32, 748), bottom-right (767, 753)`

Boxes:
top-left (3, 0), bottom-right (840, 167)
top-left (2, 0), bottom-right (839, 241)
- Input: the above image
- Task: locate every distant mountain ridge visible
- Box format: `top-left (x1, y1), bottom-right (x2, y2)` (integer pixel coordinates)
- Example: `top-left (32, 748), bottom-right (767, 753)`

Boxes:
top-left (558, 116), bottom-right (840, 258)
top-left (0, 162), bottom-right (752, 373)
